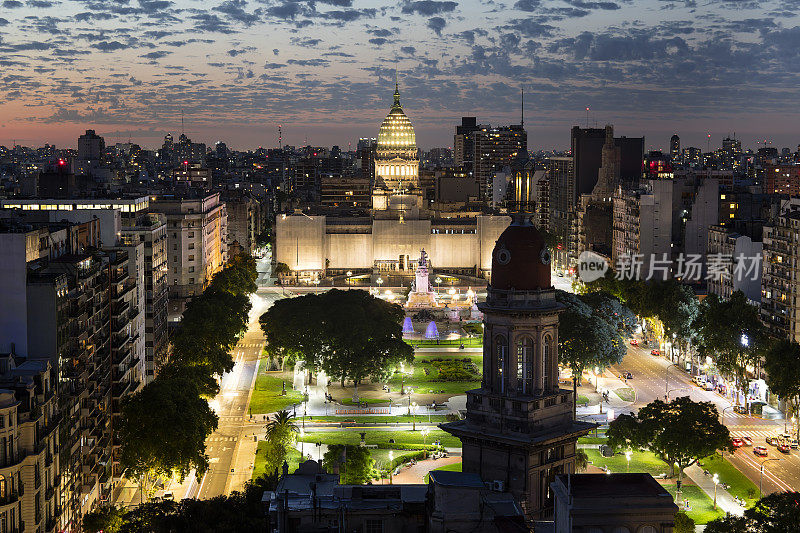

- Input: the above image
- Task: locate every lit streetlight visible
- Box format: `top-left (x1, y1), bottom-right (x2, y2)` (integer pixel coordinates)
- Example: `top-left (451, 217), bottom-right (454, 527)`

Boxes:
top-left (411, 402), bottom-right (418, 431)
top-left (300, 428), bottom-right (305, 458)
top-left (435, 277), bottom-right (442, 293)
top-left (625, 450), bottom-right (632, 473)
top-left (759, 458), bottom-right (780, 497)
top-left (346, 270), bottom-right (352, 288)
top-left (421, 427), bottom-right (430, 446)
top-left (388, 451), bottom-right (394, 484)
top-left (712, 473), bottom-right (719, 509)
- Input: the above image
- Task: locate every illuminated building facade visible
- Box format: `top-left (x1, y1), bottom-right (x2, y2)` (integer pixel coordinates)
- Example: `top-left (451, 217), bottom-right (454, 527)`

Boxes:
top-left (275, 87), bottom-right (510, 281)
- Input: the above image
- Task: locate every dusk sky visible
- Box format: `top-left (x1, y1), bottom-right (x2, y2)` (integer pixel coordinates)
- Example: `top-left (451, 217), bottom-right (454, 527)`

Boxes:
top-left (1, 0), bottom-right (800, 151)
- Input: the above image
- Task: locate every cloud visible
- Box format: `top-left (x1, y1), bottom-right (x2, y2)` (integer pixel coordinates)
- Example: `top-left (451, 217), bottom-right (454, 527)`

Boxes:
top-left (513, 0), bottom-right (539, 11)
top-left (369, 37), bottom-right (388, 45)
top-left (401, 0), bottom-right (458, 16)
top-left (90, 40), bottom-right (128, 52)
top-left (264, 62), bottom-right (286, 68)
top-left (287, 58), bottom-right (329, 66)
top-left (427, 16), bottom-right (446, 35)
top-left (141, 50), bottom-right (171, 59)
top-left (401, 45), bottom-right (416, 54)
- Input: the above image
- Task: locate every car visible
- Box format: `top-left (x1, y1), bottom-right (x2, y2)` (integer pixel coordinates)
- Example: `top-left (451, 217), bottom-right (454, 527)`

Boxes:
top-left (766, 436), bottom-right (779, 446)
top-left (621, 371), bottom-right (633, 379)
top-left (630, 339), bottom-right (639, 346)
top-left (778, 443), bottom-right (791, 454)
top-left (754, 446), bottom-right (768, 457)
top-left (731, 438), bottom-right (744, 448)
top-left (651, 349), bottom-right (661, 356)
top-left (741, 436), bottom-right (753, 446)
top-left (703, 382), bottom-right (715, 391)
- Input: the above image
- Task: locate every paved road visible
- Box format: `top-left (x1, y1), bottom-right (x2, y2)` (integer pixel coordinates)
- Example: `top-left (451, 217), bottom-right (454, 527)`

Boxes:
top-left (187, 256), bottom-right (280, 499)
top-left (611, 340), bottom-right (797, 495)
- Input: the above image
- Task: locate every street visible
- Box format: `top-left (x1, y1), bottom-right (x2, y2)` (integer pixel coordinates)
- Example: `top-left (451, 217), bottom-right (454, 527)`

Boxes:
top-left (611, 341), bottom-right (797, 495)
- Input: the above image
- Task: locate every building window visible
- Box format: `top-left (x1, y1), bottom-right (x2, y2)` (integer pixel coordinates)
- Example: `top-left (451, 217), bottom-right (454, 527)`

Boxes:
top-left (495, 335), bottom-right (508, 394)
top-left (188, 255), bottom-right (195, 261)
top-left (189, 232), bottom-right (195, 238)
top-left (188, 243), bottom-right (194, 250)
top-left (542, 335), bottom-right (552, 390)
top-left (189, 267), bottom-right (195, 273)
top-left (365, 519), bottom-right (383, 533)
top-left (189, 278), bottom-right (195, 284)
top-left (516, 337), bottom-right (533, 395)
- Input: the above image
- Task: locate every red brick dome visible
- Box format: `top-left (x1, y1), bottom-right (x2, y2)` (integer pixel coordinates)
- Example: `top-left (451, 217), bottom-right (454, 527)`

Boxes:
top-left (490, 215), bottom-right (551, 291)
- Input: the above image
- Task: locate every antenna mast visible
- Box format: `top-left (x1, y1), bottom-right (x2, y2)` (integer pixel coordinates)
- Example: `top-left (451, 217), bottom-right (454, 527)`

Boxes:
top-left (278, 124), bottom-right (282, 149)
top-left (521, 86), bottom-right (524, 127)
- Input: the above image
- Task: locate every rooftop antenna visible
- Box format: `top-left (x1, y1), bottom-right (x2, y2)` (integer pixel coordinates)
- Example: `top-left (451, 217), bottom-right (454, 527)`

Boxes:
top-left (278, 124), bottom-right (282, 149)
top-left (585, 107), bottom-right (590, 128)
top-left (520, 86), bottom-right (524, 127)
top-left (181, 110), bottom-right (185, 135)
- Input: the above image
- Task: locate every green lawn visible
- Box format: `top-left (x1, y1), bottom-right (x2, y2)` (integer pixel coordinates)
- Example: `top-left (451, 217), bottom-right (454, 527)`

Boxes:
top-left (388, 354), bottom-right (481, 395)
top-left (578, 436), bottom-right (608, 445)
top-left (405, 337), bottom-right (483, 347)
top-left (576, 395), bottom-right (599, 406)
top-left (584, 448), bottom-right (670, 477)
top-left (697, 454), bottom-right (759, 506)
top-left (665, 485), bottom-right (725, 524)
top-left (615, 387), bottom-right (636, 402)
top-left (252, 442), bottom-right (302, 480)
top-left (298, 429), bottom-right (462, 448)
top-left (301, 415), bottom-right (452, 424)
top-left (249, 366), bottom-right (304, 415)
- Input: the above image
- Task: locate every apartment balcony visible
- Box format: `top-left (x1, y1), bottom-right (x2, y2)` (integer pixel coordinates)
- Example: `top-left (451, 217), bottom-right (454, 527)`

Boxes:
top-left (0, 491), bottom-right (19, 509)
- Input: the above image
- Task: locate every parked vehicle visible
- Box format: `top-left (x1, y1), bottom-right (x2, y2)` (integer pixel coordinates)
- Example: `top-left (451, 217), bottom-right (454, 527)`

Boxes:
top-left (651, 349), bottom-right (661, 356)
top-left (754, 446), bottom-right (768, 457)
top-left (703, 382), bottom-right (715, 391)
top-left (630, 339), bottom-right (639, 346)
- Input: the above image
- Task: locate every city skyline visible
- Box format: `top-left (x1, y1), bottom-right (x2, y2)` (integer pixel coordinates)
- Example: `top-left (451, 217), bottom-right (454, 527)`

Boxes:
top-left (2, 0), bottom-right (800, 150)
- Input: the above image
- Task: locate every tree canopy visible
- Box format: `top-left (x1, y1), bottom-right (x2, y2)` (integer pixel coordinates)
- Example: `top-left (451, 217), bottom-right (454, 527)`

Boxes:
top-left (261, 289), bottom-right (413, 397)
top-left (118, 253), bottom-right (258, 486)
top-left (694, 291), bottom-right (768, 408)
top-left (607, 397), bottom-right (732, 481)
top-left (764, 339), bottom-right (800, 442)
top-left (704, 492), bottom-right (800, 533)
top-left (323, 445), bottom-right (375, 485)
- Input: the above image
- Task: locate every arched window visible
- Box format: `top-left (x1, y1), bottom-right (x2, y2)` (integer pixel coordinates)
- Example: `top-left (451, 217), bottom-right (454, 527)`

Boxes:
top-left (612, 527), bottom-right (631, 533)
top-left (637, 526), bottom-right (657, 533)
top-left (495, 335), bottom-right (508, 394)
top-left (0, 474), bottom-right (6, 500)
top-left (517, 337), bottom-right (533, 394)
top-left (542, 335), bottom-right (552, 390)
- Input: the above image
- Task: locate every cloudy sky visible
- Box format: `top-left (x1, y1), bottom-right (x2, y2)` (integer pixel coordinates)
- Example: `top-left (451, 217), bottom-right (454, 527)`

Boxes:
top-left (1, 0), bottom-right (799, 151)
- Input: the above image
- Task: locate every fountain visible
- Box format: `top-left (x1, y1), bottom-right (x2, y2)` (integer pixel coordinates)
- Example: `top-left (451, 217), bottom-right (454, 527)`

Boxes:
top-left (425, 321), bottom-right (439, 339)
top-left (402, 317), bottom-right (414, 334)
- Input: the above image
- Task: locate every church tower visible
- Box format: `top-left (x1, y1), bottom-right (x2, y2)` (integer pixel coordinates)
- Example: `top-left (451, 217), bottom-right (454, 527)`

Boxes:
top-left (441, 215), bottom-right (595, 520)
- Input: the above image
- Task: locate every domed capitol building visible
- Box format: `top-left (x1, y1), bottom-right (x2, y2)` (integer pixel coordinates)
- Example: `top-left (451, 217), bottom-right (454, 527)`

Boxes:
top-left (274, 86), bottom-right (511, 282)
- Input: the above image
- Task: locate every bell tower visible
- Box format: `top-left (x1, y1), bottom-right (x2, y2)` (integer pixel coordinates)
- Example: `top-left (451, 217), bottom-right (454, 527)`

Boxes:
top-left (440, 214), bottom-right (595, 520)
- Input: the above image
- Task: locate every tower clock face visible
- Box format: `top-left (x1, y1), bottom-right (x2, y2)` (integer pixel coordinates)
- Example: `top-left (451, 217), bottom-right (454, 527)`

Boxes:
top-left (496, 246), bottom-right (511, 265)
top-left (540, 248), bottom-right (551, 265)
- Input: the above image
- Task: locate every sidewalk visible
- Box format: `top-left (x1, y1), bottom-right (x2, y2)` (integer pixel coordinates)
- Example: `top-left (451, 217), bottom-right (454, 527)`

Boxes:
top-left (684, 463), bottom-right (744, 517)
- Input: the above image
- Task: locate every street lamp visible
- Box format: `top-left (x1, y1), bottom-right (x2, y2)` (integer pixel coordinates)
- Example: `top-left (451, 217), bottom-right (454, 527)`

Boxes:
top-left (346, 271), bottom-right (352, 288)
top-left (435, 277), bottom-right (442, 293)
top-left (377, 277), bottom-right (383, 294)
top-left (594, 366), bottom-right (599, 392)
top-left (759, 458), bottom-right (780, 497)
top-left (712, 473), bottom-right (719, 509)
top-left (300, 428), bottom-right (305, 458)
top-left (421, 427), bottom-right (430, 446)
top-left (388, 451), bottom-right (394, 484)
top-left (664, 362), bottom-right (681, 401)
top-left (625, 450), bottom-right (632, 473)
top-left (411, 402), bottom-right (418, 431)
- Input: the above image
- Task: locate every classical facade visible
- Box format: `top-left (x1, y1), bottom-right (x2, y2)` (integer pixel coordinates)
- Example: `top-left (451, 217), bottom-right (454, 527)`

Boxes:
top-left (441, 215), bottom-right (595, 520)
top-left (275, 87), bottom-right (511, 281)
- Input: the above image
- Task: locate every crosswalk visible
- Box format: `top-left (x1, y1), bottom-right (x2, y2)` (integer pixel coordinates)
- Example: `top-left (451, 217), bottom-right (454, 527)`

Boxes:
top-left (730, 427), bottom-right (787, 439)
top-left (207, 435), bottom-right (240, 443)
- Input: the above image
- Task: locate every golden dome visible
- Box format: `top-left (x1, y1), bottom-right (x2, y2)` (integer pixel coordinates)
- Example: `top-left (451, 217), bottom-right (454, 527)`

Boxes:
top-left (377, 84), bottom-right (416, 152)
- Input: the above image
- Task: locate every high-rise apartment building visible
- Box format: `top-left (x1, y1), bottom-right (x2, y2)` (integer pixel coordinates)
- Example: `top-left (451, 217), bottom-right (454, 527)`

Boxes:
top-left (612, 180), bottom-right (673, 279)
top-left (546, 157), bottom-right (575, 272)
top-left (151, 192), bottom-right (227, 319)
top-left (76, 129), bottom-right (106, 175)
top-left (120, 213), bottom-right (169, 381)
top-left (706, 225), bottom-right (762, 302)
top-left (764, 164), bottom-right (800, 195)
top-left (761, 208), bottom-right (800, 342)
top-left (453, 117), bottom-right (479, 176)
top-left (670, 134), bottom-right (680, 160)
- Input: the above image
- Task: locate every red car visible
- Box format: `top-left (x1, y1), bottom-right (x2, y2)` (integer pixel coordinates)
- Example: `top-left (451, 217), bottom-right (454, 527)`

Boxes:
top-left (754, 446), bottom-right (768, 457)
top-left (630, 339), bottom-right (639, 346)
top-left (731, 438), bottom-right (744, 448)
top-left (651, 349), bottom-right (661, 356)
top-left (778, 443), bottom-right (791, 454)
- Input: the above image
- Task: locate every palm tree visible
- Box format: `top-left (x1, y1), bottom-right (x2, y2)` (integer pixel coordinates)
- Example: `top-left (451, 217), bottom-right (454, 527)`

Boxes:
top-left (575, 449), bottom-right (589, 472)
top-left (266, 410), bottom-right (299, 445)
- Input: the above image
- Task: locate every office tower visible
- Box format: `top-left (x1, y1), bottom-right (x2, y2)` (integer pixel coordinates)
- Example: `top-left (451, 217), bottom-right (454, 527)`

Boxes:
top-left (670, 134), bottom-right (680, 160)
top-left (77, 130), bottom-right (106, 175)
top-left (453, 117), bottom-right (479, 175)
top-left (546, 156), bottom-right (574, 272)
top-left (151, 192), bottom-right (227, 319)
top-left (473, 124), bottom-right (527, 200)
